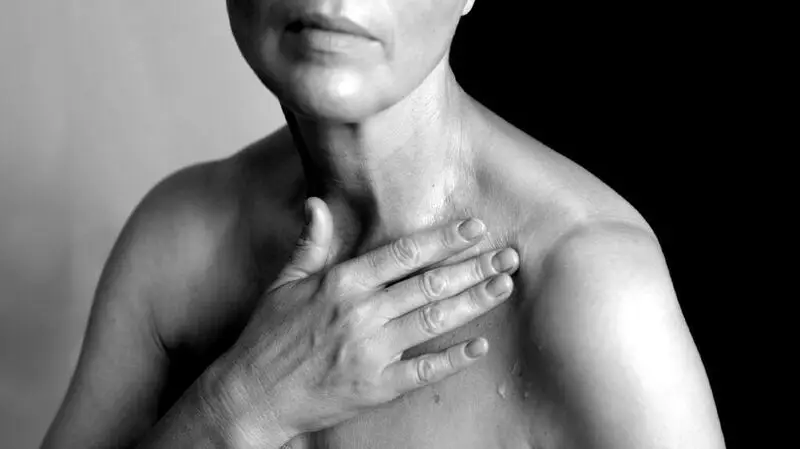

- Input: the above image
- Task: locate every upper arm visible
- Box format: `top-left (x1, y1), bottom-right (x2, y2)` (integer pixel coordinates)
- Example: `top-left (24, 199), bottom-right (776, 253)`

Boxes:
top-left (526, 222), bottom-right (725, 448)
top-left (42, 162), bottom-right (239, 448)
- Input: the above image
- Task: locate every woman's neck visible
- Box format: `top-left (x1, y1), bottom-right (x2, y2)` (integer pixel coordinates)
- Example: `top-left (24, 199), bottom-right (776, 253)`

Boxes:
top-left (285, 61), bottom-right (484, 239)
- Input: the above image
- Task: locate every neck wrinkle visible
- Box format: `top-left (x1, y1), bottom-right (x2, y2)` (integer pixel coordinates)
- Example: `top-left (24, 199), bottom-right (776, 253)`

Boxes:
top-left (282, 60), bottom-right (480, 240)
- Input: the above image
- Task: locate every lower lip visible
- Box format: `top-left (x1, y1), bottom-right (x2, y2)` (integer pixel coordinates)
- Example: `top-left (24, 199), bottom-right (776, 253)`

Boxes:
top-left (286, 27), bottom-right (379, 55)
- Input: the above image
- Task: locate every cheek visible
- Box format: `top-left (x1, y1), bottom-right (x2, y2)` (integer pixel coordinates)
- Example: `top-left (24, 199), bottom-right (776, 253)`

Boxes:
top-left (389, 0), bottom-right (463, 77)
top-left (227, 0), bottom-right (284, 51)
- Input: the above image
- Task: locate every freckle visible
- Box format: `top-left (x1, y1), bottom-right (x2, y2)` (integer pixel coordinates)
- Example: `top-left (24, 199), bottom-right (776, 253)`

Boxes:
top-left (433, 393), bottom-right (441, 404)
top-left (497, 382), bottom-right (508, 399)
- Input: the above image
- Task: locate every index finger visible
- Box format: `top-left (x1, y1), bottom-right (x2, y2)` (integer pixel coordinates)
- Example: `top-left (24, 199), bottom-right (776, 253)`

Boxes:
top-left (338, 218), bottom-right (486, 291)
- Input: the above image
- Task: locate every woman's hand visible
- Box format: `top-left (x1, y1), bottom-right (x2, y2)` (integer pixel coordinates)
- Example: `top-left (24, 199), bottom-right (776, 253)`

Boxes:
top-left (206, 197), bottom-right (519, 448)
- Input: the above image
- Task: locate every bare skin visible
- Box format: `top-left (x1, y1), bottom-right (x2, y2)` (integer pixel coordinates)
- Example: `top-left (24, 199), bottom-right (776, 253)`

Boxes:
top-left (43, 0), bottom-right (725, 447)
top-left (42, 117), bottom-right (725, 448)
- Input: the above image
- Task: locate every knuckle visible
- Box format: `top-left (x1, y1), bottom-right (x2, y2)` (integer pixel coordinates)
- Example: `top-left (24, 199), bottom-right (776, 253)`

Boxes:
top-left (332, 299), bottom-right (355, 325)
top-left (391, 237), bottom-right (419, 268)
top-left (472, 256), bottom-right (488, 280)
top-left (467, 285), bottom-right (486, 310)
top-left (416, 358), bottom-right (435, 385)
top-left (442, 348), bottom-right (456, 372)
top-left (421, 270), bottom-right (446, 300)
top-left (349, 375), bottom-right (380, 398)
top-left (346, 340), bottom-right (373, 367)
top-left (332, 343), bottom-right (383, 396)
top-left (323, 267), bottom-right (355, 296)
top-left (338, 348), bottom-right (388, 401)
top-left (456, 289), bottom-right (481, 316)
top-left (334, 300), bottom-right (373, 334)
top-left (365, 249), bottom-right (382, 272)
top-left (348, 302), bottom-right (373, 330)
top-left (420, 304), bottom-right (444, 335)
top-left (322, 268), bottom-right (343, 290)
top-left (442, 225), bottom-right (459, 249)
top-left (296, 232), bottom-right (314, 249)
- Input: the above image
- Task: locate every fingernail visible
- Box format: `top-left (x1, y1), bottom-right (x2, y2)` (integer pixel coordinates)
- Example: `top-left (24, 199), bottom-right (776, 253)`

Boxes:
top-left (487, 274), bottom-right (512, 297)
top-left (458, 218), bottom-right (485, 240)
top-left (465, 338), bottom-right (488, 358)
top-left (491, 249), bottom-right (518, 272)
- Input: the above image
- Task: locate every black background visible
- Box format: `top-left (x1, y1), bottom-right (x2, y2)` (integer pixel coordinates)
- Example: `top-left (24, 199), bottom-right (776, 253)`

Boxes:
top-left (451, 2), bottom-right (746, 445)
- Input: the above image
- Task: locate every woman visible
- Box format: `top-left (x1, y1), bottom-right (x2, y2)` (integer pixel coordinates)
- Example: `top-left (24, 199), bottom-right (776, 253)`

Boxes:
top-left (43, 0), bottom-right (725, 448)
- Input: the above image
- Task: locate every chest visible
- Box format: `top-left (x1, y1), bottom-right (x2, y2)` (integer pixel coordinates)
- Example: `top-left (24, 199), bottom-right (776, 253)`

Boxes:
top-left (272, 286), bottom-right (565, 449)
top-left (255, 248), bottom-right (563, 449)
top-left (244, 200), bottom-right (573, 448)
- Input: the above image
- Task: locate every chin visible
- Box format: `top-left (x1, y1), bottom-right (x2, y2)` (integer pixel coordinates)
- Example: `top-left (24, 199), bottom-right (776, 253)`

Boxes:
top-left (275, 66), bottom-right (393, 123)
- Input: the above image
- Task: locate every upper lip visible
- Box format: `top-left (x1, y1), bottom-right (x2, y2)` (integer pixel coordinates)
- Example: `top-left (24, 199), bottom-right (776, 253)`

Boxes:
top-left (287, 12), bottom-right (377, 41)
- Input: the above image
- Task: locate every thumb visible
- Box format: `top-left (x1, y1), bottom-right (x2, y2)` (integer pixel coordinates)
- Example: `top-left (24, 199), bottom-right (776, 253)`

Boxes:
top-left (273, 197), bottom-right (334, 287)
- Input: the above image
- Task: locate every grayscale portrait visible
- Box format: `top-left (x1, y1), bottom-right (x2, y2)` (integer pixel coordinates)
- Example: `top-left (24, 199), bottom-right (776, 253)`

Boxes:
top-left (1, 1), bottom-right (731, 448)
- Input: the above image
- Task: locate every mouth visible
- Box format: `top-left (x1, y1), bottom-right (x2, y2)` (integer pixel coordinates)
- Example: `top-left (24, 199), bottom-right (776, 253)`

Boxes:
top-left (285, 13), bottom-right (378, 42)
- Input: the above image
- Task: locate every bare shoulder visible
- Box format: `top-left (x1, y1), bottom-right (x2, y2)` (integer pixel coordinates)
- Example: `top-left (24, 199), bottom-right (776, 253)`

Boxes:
top-left (128, 125), bottom-right (296, 239)
top-left (473, 101), bottom-right (654, 240)
top-left (519, 219), bottom-right (725, 447)
top-left (121, 157), bottom-right (240, 265)
top-left (111, 148), bottom-right (245, 300)
top-left (483, 109), bottom-right (680, 333)
top-left (102, 126), bottom-right (299, 347)
top-left (120, 125), bottom-right (297, 275)
top-left (530, 219), bottom-right (671, 324)
top-left (42, 129), bottom-right (300, 448)
top-left (474, 108), bottom-right (724, 447)
top-left (94, 156), bottom-right (238, 329)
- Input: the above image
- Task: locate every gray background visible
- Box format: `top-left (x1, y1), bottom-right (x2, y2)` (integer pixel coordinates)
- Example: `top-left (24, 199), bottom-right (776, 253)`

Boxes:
top-left (0, 2), bottom-right (284, 447)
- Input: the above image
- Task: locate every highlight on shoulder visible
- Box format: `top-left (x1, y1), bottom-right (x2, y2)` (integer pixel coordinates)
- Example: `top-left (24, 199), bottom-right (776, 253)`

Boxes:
top-left (516, 217), bottom-right (725, 448)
